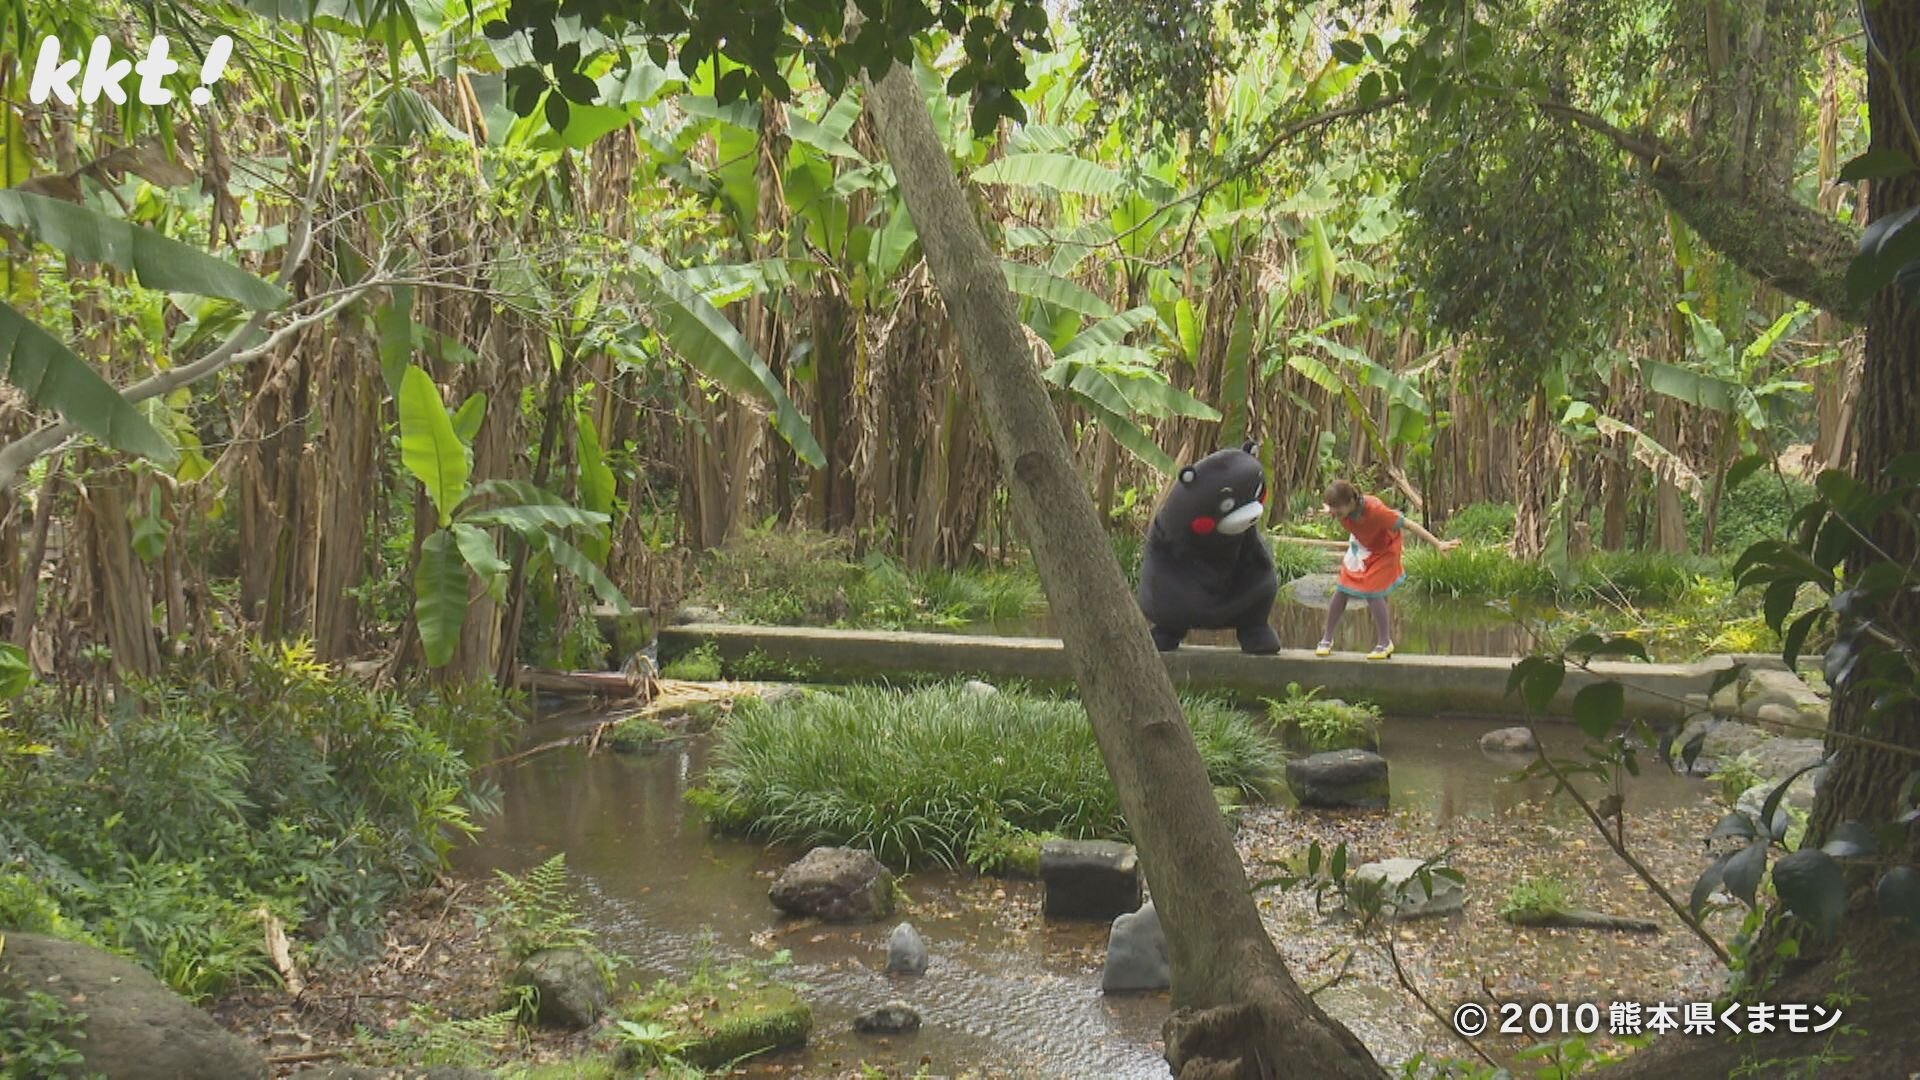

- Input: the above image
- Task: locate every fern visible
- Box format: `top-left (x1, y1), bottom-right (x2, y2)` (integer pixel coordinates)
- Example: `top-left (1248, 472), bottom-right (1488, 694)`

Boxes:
top-left (484, 853), bottom-right (593, 961)
top-left (374, 1003), bottom-right (523, 1068)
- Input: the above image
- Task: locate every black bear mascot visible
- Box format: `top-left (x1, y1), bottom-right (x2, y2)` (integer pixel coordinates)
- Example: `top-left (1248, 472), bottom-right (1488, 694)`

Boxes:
top-left (1136, 442), bottom-right (1280, 654)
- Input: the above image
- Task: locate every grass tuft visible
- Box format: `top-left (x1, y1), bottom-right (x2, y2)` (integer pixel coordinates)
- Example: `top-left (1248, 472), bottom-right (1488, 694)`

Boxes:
top-left (691, 685), bottom-right (1285, 868)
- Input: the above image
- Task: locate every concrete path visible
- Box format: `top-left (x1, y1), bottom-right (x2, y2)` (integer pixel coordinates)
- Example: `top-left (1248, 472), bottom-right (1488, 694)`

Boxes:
top-left (656, 623), bottom-right (1764, 722)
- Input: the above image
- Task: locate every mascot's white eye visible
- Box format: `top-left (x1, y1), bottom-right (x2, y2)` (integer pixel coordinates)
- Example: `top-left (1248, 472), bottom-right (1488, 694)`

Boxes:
top-left (1218, 496), bottom-right (1236, 514)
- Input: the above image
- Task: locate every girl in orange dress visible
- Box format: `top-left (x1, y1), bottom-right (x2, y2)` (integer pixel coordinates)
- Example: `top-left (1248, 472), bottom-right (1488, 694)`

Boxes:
top-left (1316, 480), bottom-right (1458, 659)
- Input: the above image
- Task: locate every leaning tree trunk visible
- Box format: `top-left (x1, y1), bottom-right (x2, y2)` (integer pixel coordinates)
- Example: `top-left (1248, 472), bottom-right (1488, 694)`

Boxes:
top-left (1599, 7), bottom-right (1920, 1076)
top-left (864, 64), bottom-right (1386, 1080)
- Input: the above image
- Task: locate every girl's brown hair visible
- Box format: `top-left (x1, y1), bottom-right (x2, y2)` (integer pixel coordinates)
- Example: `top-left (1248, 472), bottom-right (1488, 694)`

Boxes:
top-left (1322, 480), bottom-right (1360, 509)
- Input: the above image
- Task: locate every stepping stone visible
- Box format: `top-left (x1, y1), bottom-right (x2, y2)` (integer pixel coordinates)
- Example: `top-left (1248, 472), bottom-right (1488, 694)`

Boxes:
top-left (1286, 749), bottom-right (1390, 809)
top-left (1039, 839), bottom-right (1142, 921)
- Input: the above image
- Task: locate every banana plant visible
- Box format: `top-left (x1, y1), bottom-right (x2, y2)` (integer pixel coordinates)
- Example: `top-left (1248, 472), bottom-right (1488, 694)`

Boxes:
top-left (1041, 306), bottom-right (1220, 475)
top-left (0, 190), bottom-right (290, 467)
top-left (395, 365), bottom-right (631, 669)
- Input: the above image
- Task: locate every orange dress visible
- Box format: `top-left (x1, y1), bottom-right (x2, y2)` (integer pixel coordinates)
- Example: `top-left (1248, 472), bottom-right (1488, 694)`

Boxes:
top-left (1336, 495), bottom-right (1405, 598)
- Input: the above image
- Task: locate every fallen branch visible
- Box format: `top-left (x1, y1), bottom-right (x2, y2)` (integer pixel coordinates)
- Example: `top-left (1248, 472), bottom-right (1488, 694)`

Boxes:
top-left (256, 907), bottom-right (305, 996)
top-left (1504, 909), bottom-right (1662, 933)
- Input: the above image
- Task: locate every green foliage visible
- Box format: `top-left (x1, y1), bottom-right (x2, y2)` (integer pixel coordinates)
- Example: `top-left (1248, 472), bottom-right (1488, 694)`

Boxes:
top-left (963, 813), bottom-right (1053, 877)
top-left (366, 1002), bottom-right (524, 1069)
top-left (662, 643), bottom-right (723, 681)
top-left (1444, 501), bottom-right (1516, 544)
top-left (1268, 538), bottom-right (1326, 583)
top-left (689, 527), bottom-right (1043, 630)
top-left (1712, 755), bottom-right (1764, 804)
top-left (1405, 544), bottom-right (1556, 598)
top-left (0, 989), bottom-right (103, 1080)
top-left (1263, 684), bottom-right (1381, 752)
top-left (1499, 876), bottom-right (1574, 921)
top-left (693, 685), bottom-right (1285, 867)
top-left (1406, 545), bottom-right (1713, 605)
top-left (0, 872), bottom-right (95, 945)
top-left (1689, 472), bottom-right (1816, 555)
top-left (603, 718), bottom-right (672, 754)
top-left (0, 641), bottom-right (507, 996)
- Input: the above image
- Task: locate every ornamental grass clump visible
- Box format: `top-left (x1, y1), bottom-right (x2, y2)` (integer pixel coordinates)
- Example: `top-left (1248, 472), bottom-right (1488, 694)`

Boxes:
top-left (691, 684), bottom-right (1284, 868)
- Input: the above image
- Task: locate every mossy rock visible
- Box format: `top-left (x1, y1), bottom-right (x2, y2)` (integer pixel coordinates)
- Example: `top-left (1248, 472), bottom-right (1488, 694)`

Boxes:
top-left (621, 979), bottom-right (812, 1069)
top-left (604, 718), bottom-right (670, 754)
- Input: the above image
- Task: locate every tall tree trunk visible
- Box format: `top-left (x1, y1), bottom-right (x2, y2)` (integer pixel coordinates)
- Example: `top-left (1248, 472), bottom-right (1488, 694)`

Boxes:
top-left (865, 64), bottom-right (1385, 1080)
top-left (82, 468), bottom-right (161, 680)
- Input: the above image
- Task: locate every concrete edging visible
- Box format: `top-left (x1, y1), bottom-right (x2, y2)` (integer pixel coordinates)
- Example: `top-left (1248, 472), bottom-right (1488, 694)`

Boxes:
top-left (654, 623), bottom-right (1764, 723)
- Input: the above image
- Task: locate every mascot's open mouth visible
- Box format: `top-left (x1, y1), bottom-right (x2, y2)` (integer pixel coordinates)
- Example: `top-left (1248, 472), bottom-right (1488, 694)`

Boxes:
top-left (1216, 500), bottom-right (1263, 535)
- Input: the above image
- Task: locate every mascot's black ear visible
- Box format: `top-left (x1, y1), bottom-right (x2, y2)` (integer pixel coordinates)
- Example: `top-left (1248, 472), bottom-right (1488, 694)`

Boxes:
top-left (1241, 440), bottom-right (1259, 455)
top-left (1178, 466), bottom-right (1197, 485)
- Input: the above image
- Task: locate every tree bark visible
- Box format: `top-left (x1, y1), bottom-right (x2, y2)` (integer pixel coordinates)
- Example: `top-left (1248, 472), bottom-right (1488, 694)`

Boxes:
top-left (864, 63), bottom-right (1385, 1080)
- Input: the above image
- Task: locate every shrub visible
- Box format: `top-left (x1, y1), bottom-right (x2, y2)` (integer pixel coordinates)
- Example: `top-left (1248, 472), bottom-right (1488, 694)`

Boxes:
top-left (1263, 684), bottom-right (1381, 751)
top-left (483, 853), bottom-right (619, 1014)
top-left (1445, 501), bottom-right (1517, 544)
top-left (692, 685), bottom-right (1285, 867)
top-left (662, 643), bottom-right (722, 681)
top-left (0, 640), bottom-right (509, 995)
top-left (1573, 550), bottom-right (1717, 606)
top-left (1689, 472), bottom-right (1816, 556)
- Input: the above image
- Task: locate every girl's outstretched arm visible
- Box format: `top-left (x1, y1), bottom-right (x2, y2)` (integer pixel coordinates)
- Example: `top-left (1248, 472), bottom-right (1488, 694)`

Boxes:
top-left (1402, 516), bottom-right (1461, 552)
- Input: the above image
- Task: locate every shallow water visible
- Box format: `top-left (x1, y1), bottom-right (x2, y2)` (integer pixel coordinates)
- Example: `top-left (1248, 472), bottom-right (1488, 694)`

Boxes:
top-left (456, 707), bottom-right (1713, 1078)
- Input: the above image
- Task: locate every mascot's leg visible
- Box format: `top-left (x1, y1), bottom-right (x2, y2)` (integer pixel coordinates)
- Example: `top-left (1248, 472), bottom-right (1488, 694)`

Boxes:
top-left (1150, 624), bottom-right (1187, 652)
top-left (1236, 619), bottom-right (1281, 655)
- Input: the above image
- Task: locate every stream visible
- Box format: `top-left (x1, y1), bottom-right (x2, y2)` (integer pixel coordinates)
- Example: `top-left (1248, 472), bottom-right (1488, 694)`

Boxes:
top-left (455, 706), bottom-right (1719, 1078)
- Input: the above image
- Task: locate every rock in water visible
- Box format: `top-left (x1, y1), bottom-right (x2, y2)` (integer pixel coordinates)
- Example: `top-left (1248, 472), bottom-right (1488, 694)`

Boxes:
top-left (1039, 840), bottom-right (1142, 921)
top-left (0, 931), bottom-right (269, 1080)
top-left (1285, 749), bottom-right (1390, 809)
top-left (507, 947), bottom-right (609, 1028)
top-left (1346, 858), bottom-right (1465, 919)
top-left (1478, 726), bottom-right (1537, 754)
top-left (885, 922), bottom-right (927, 974)
top-left (769, 847), bottom-right (895, 922)
top-left (1101, 902), bottom-right (1170, 993)
top-left (856, 999), bottom-right (921, 1030)
top-left (853, 1001), bottom-right (922, 1035)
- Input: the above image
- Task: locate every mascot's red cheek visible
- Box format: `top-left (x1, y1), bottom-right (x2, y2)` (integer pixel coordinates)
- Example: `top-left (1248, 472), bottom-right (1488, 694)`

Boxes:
top-left (1190, 516), bottom-right (1217, 535)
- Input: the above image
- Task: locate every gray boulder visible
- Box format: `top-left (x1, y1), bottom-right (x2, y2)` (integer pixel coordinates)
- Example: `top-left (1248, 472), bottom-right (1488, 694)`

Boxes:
top-left (1286, 749), bottom-right (1390, 809)
top-left (1701, 721), bottom-right (1769, 761)
top-left (672, 604), bottom-right (724, 625)
top-left (1101, 902), bottom-right (1169, 993)
top-left (1746, 738), bottom-right (1828, 783)
top-left (507, 947), bottom-right (608, 1029)
top-left (1347, 859), bottom-right (1465, 919)
top-left (885, 922), bottom-right (927, 975)
top-left (1479, 727), bottom-right (1538, 754)
top-left (0, 931), bottom-right (268, 1080)
top-left (770, 847), bottom-right (895, 922)
top-left (961, 679), bottom-right (998, 698)
top-left (1039, 840), bottom-right (1142, 921)
top-left (853, 1001), bottom-right (922, 1035)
